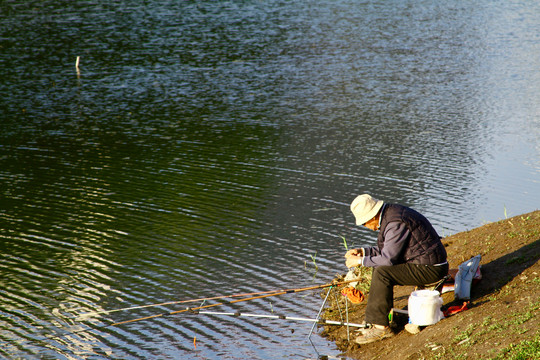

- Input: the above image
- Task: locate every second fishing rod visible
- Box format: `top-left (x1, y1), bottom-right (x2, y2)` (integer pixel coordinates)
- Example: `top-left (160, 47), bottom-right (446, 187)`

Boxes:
top-left (108, 277), bottom-right (361, 327)
top-left (77, 277), bottom-right (360, 322)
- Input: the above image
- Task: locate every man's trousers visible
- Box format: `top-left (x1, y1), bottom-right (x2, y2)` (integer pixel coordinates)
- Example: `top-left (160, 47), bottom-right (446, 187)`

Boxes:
top-left (365, 263), bottom-right (449, 326)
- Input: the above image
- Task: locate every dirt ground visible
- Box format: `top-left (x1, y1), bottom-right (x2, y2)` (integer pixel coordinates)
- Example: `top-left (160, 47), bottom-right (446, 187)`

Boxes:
top-left (320, 210), bottom-right (540, 360)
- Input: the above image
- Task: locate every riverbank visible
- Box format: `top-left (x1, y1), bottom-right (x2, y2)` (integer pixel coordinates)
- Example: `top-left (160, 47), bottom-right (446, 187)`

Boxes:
top-left (320, 210), bottom-right (540, 360)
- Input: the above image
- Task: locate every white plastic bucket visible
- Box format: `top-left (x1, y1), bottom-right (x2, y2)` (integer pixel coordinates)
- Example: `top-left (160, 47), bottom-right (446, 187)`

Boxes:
top-left (408, 290), bottom-right (443, 326)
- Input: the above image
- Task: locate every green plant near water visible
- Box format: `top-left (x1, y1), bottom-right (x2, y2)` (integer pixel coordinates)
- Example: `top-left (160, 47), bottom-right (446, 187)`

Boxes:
top-left (340, 235), bottom-right (348, 251)
top-left (310, 252), bottom-right (318, 270)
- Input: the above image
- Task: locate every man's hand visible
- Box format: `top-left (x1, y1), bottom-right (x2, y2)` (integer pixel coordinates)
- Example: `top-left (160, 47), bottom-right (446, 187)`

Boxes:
top-left (345, 248), bottom-right (364, 258)
top-left (345, 248), bottom-right (365, 268)
top-left (345, 255), bottom-right (363, 268)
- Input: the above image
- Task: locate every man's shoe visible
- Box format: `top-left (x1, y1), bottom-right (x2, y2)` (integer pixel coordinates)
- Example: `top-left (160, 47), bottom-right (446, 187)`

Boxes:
top-left (354, 326), bottom-right (393, 344)
top-left (354, 321), bottom-right (372, 334)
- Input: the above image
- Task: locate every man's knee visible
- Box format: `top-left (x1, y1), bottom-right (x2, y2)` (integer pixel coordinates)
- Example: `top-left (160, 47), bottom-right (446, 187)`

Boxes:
top-left (372, 266), bottom-right (393, 285)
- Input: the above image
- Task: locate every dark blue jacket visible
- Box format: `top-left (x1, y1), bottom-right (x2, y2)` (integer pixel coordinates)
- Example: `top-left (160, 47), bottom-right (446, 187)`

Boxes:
top-left (376, 204), bottom-right (447, 265)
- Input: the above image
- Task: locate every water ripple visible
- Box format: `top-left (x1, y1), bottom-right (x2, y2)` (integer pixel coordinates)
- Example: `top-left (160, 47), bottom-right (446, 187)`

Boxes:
top-left (2, 0), bottom-right (540, 359)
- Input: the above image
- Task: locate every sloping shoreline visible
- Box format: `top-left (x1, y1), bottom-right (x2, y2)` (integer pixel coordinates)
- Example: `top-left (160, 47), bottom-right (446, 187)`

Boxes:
top-left (321, 210), bottom-right (540, 360)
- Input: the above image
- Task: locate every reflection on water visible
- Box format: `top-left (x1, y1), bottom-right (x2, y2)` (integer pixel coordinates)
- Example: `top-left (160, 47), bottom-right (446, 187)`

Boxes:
top-left (1, 0), bottom-right (539, 359)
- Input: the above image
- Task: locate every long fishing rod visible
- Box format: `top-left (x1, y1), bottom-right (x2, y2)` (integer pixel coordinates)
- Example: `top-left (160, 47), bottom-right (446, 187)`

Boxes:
top-left (193, 310), bottom-right (369, 328)
top-left (110, 277), bottom-right (361, 327)
top-left (24, 278), bottom-right (361, 347)
top-left (78, 277), bottom-right (360, 321)
top-left (37, 292), bottom-right (282, 345)
top-left (31, 290), bottom-right (312, 346)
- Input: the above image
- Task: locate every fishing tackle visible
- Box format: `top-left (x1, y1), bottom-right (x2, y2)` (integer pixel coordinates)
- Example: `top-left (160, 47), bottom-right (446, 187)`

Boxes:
top-left (78, 277), bottom-right (362, 322)
top-left (191, 310), bottom-right (369, 328)
top-left (35, 277), bottom-right (363, 345)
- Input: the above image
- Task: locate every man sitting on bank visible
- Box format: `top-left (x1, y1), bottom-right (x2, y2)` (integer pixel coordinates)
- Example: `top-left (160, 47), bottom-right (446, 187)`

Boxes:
top-left (345, 194), bottom-right (448, 344)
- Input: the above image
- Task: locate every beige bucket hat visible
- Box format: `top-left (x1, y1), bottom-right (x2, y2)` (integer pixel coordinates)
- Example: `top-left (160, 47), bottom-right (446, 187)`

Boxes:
top-left (350, 194), bottom-right (384, 225)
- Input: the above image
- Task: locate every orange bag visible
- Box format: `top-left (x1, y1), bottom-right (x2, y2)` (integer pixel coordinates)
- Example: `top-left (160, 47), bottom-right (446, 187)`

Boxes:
top-left (341, 287), bottom-right (365, 304)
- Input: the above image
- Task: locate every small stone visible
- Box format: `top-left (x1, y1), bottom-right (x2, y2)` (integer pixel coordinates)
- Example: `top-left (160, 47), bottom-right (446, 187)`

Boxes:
top-left (405, 323), bottom-right (421, 334)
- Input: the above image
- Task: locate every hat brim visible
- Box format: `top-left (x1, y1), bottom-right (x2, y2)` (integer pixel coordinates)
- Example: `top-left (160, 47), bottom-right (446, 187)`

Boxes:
top-left (355, 200), bottom-right (384, 225)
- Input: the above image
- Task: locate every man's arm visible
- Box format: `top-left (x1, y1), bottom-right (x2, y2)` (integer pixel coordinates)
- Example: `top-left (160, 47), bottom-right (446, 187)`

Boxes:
top-left (362, 222), bottom-right (410, 267)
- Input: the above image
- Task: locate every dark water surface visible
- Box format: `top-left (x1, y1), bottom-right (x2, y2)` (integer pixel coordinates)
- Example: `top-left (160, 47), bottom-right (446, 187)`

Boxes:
top-left (1, 1), bottom-right (539, 359)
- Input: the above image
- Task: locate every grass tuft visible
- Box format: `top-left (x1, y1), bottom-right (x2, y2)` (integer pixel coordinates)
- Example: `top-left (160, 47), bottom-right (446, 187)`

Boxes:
top-left (492, 333), bottom-right (540, 360)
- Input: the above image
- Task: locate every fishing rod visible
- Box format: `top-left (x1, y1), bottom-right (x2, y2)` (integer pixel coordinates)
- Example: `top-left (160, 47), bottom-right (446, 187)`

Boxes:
top-left (193, 310), bottom-right (369, 328)
top-left (110, 277), bottom-right (361, 327)
top-left (35, 293), bottom-right (284, 346)
top-left (78, 277), bottom-right (360, 321)
top-left (32, 291), bottom-right (319, 346)
top-left (24, 277), bottom-right (361, 348)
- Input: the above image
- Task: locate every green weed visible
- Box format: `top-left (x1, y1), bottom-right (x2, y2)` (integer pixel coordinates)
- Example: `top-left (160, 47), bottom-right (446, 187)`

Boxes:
top-left (310, 252), bottom-right (318, 270)
top-left (340, 235), bottom-right (348, 251)
top-left (492, 333), bottom-right (540, 360)
top-left (453, 324), bottom-right (475, 343)
top-left (481, 316), bottom-right (493, 327)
